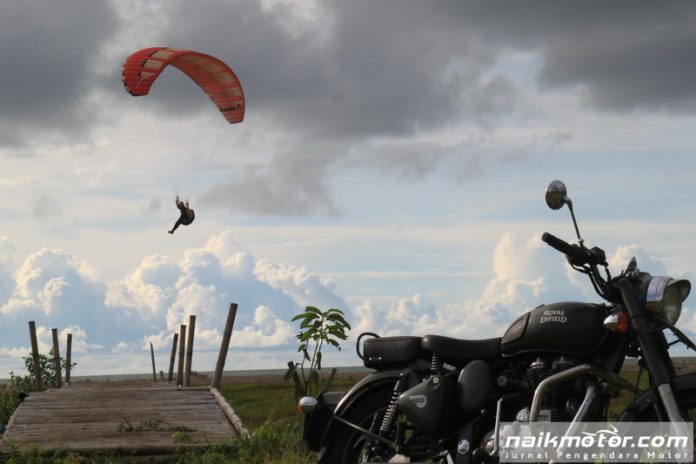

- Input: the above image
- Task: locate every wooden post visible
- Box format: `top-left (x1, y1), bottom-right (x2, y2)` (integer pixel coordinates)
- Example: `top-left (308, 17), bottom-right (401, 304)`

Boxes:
top-left (184, 315), bottom-right (196, 387)
top-left (287, 361), bottom-right (306, 397)
top-left (150, 341), bottom-right (157, 382)
top-left (211, 303), bottom-right (238, 389)
top-left (176, 324), bottom-right (186, 386)
top-left (167, 333), bottom-right (179, 382)
top-left (65, 333), bottom-right (72, 385)
top-left (28, 321), bottom-right (43, 391)
top-left (322, 367), bottom-right (338, 393)
top-left (51, 328), bottom-right (62, 388)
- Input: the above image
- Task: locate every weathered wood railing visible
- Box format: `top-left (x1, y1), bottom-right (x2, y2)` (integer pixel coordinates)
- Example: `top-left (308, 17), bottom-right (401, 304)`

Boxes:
top-left (24, 301), bottom-right (241, 392)
top-left (27, 321), bottom-right (73, 390)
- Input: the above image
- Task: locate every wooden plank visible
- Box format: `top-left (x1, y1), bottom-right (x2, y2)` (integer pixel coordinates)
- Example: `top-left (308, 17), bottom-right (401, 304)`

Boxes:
top-left (0, 380), bottom-right (243, 457)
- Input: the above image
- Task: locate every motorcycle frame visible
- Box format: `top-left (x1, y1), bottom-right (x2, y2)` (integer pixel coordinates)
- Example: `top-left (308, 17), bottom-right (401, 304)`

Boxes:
top-left (314, 308), bottom-right (695, 460)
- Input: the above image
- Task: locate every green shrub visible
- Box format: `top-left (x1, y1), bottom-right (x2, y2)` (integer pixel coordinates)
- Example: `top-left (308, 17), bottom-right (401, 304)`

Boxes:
top-left (285, 306), bottom-right (351, 400)
top-left (1, 351), bottom-right (76, 429)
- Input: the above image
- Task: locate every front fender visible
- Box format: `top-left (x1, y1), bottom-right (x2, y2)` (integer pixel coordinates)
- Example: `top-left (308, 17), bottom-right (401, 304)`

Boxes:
top-left (618, 373), bottom-right (696, 421)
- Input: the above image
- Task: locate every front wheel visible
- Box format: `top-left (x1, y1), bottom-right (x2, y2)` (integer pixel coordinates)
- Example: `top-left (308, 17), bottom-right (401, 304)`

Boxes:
top-left (620, 385), bottom-right (696, 461)
top-left (630, 387), bottom-right (696, 422)
top-left (323, 384), bottom-right (447, 464)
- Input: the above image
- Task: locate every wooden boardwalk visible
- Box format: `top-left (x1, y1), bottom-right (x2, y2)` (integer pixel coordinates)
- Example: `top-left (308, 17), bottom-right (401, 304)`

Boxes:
top-left (0, 381), bottom-right (246, 458)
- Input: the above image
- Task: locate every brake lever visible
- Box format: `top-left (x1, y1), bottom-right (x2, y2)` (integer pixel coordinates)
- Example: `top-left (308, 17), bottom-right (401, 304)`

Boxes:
top-left (588, 246), bottom-right (608, 267)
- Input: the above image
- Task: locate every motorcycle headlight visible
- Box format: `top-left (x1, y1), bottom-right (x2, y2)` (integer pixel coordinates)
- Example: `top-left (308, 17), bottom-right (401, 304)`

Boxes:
top-left (645, 276), bottom-right (691, 324)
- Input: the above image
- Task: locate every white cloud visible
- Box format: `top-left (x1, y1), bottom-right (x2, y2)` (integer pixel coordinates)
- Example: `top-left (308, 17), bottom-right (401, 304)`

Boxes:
top-left (231, 305), bottom-right (294, 347)
top-left (106, 254), bottom-right (181, 319)
top-left (349, 232), bottom-right (589, 341)
top-left (0, 226), bottom-right (692, 376)
top-left (0, 249), bottom-right (112, 339)
top-left (255, 259), bottom-right (344, 310)
top-left (0, 230), bottom-right (348, 375)
top-left (107, 230), bottom-right (347, 353)
top-left (609, 244), bottom-right (666, 276)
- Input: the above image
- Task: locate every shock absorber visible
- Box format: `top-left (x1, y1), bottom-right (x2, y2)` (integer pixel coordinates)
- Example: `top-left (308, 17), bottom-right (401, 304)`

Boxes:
top-left (431, 353), bottom-right (442, 375)
top-left (380, 375), bottom-right (405, 435)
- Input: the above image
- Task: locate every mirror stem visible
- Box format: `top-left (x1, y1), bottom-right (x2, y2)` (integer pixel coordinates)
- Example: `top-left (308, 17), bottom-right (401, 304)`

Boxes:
top-left (565, 198), bottom-right (583, 245)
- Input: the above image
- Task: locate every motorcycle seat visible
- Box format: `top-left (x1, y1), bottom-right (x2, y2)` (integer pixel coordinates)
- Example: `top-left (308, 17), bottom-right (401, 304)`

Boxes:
top-left (362, 336), bottom-right (426, 369)
top-left (422, 335), bottom-right (502, 363)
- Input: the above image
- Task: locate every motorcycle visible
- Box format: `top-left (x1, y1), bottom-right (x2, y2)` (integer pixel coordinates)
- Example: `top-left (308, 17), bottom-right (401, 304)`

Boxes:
top-left (298, 180), bottom-right (693, 463)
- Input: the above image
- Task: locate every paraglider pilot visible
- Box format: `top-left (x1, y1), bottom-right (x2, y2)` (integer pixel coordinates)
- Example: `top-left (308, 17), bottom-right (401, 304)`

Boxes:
top-left (169, 196), bottom-right (195, 234)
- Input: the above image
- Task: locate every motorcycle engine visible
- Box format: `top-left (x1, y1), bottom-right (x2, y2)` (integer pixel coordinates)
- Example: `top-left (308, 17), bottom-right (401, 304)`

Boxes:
top-left (497, 355), bottom-right (582, 423)
top-left (476, 356), bottom-right (583, 461)
top-left (524, 355), bottom-right (579, 421)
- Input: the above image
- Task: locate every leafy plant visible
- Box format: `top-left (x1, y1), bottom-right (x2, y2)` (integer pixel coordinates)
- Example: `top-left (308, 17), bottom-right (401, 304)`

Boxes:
top-left (284, 306), bottom-right (351, 399)
top-left (1, 350), bottom-right (77, 430)
top-left (10, 349), bottom-right (76, 391)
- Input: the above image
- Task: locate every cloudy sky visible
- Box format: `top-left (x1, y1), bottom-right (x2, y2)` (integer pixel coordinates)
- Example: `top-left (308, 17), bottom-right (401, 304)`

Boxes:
top-left (1, 0), bottom-right (696, 377)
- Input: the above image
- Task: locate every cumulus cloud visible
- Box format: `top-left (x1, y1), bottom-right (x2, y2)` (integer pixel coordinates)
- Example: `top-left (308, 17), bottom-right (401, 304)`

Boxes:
top-left (0, 226), bottom-right (692, 375)
top-left (0, 248), bottom-right (138, 350)
top-left (108, 230), bottom-right (348, 352)
top-left (350, 232), bottom-right (589, 340)
top-left (347, 231), bottom-right (696, 358)
top-left (0, 230), bottom-right (349, 375)
top-left (232, 305), bottom-right (294, 347)
top-left (608, 244), bottom-right (667, 276)
top-left (2, 248), bottom-right (102, 318)
top-left (107, 254), bottom-right (181, 319)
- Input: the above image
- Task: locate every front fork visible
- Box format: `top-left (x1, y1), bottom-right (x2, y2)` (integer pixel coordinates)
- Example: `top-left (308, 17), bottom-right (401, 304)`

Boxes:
top-left (617, 279), bottom-right (682, 421)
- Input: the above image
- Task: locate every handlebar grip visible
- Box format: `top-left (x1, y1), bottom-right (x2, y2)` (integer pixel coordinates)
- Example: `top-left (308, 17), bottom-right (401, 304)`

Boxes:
top-left (542, 232), bottom-right (579, 257)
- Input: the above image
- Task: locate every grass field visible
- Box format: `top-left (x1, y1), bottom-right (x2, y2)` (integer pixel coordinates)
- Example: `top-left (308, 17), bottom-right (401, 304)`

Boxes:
top-left (2, 363), bottom-right (695, 463)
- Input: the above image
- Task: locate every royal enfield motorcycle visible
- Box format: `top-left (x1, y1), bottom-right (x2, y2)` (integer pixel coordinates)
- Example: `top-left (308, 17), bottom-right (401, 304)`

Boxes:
top-left (299, 181), bottom-right (694, 463)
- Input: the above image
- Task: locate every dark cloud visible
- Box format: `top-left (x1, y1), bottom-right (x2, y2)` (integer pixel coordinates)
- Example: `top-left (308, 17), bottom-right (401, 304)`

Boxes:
top-left (0, 1), bottom-right (118, 150)
top-left (200, 142), bottom-right (340, 216)
top-left (148, 0), bottom-right (521, 139)
top-left (6, 0), bottom-right (695, 211)
top-left (452, 0), bottom-right (696, 113)
top-left (153, 0), bottom-right (525, 214)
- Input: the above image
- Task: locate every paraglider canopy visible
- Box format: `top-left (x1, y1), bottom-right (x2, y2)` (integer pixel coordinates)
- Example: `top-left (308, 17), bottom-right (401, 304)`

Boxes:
top-left (122, 47), bottom-right (245, 124)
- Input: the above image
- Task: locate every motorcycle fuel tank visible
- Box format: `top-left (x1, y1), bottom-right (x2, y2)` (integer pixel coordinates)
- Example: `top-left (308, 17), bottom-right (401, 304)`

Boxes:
top-left (501, 302), bottom-right (608, 356)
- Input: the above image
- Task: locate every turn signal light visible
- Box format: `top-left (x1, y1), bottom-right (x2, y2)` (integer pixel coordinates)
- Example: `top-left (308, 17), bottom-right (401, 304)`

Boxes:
top-left (298, 396), bottom-right (318, 415)
top-left (603, 311), bottom-right (628, 334)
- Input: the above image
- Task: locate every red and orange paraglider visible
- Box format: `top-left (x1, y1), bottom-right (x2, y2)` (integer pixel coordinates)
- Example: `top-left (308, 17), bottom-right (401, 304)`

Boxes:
top-left (122, 47), bottom-right (245, 124)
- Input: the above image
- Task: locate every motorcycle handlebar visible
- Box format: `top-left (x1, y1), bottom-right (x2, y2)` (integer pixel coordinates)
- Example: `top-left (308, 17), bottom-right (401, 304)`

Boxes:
top-left (542, 232), bottom-right (578, 257)
top-left (542, 232), bottom-right (608, 268)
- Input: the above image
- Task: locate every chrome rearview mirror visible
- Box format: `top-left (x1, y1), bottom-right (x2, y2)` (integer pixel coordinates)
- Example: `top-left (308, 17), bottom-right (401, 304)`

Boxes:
top-left (545, 180), bottom-right (568, 210)
top-left (545, 180), bottom-right (584, 245)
